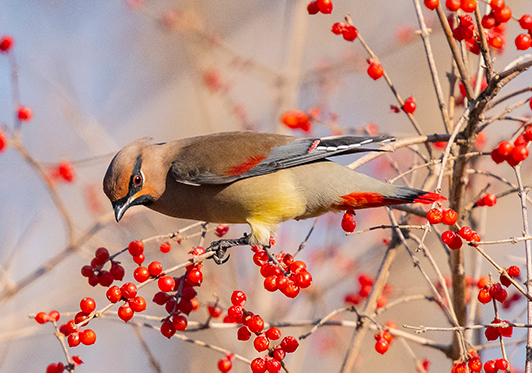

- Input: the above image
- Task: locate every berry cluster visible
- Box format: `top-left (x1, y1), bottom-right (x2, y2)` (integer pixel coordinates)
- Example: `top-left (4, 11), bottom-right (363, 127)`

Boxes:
top-left (478, 282), bottom-right (508, 304)
top-left (252, 247), bottom-right (312, 298)
top-left (500, 265), bottom-right (520, 287)
top-left (35, 310), bottom-right (60, 325)
top-left (491, 127), bottom-right (532, 166)
top-left (483, 358), bottom-right (509, 372)
top-left (154, 257), bottom-right (204, 338)
top-left (80, 247), bottom-right (125, 287)
top-left (344, 273), bottom-right (391, 309)
top-left (54, 299), bottom-right (98, 347)
top-left (331, 22), bottom-right (358, 41)
top-left (426, 206), bottom-right (458, 226)
top-left (307, 0), bottom-right (333, 15)
top-left (374, 328), bottom-right (394, 355)
top-left (485, 317), bottom-right (513, 341)
top-left (280, 110), bottom-right (311, 132)
top-left (224, 291), bottom-right (299, 373)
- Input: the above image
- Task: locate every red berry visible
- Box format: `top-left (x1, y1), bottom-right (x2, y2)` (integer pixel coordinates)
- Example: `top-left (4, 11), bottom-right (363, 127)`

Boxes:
top-left (497, 141), bottom-right (514, 157)
top-left (0, 35), bottom-right (13, 52)
top-left (159, 241), bottom-right (171, 253)
top-left (342, 25), bottom-right (358, 42)
top-left (367, 62), bottom-right (384, 80)
top-left (341, 211), bottom-right (356, 232)
top-left (80, 329), bottom-right (96, 345)
top-left (445, 0), bottom-right (460, 12)
top-left (524, 126), bottom-right (532, 142)
top-left (316, 0), bottom-right (332, 14)
top-left (493, 6), bottom-right (511, 23)
top-left (280, 336), bottom-right (299, 353)
top-left (468, 357), bottom-right (482, 372)
top-left (94, 247), bottom-right (110, 262)
top-left (148, 261), bottom-right (163, 276)
top-left (48, 310), bottom-right (60, 322)
top-left (282, 282), bottom-right (300, 298)
top-left (490, 0), bottom-right (504, 10)
top-left (153, 291), bottom-right (169, 305)
top-left (120, 282), bottom-right (138, 299)
top-left (442, 208), bottom-right (458, 225)
top-left (130, 296), bottom-right (147, 312)
top-left (133, 254), bottom-right (145, 265)
top-left (374, 339), bottom-right (389, 354)
top-left (106, 286), bottom-right (122, 303)
top-left (215, 224), bottom-right (229, 237)
top-left (458, 226), bottom-right (474, 241)
top-left (17, 105), bottom-right (33, 121)
top-left (228, 305), bottom-right (243, 320)
top-left (510, 145), bottom-right (529, 163)
top-left (441, 230), bottom-right (456, 245)
top-left (460, 0), bottom-right (476, 13)
top-left (403, 97), bottom-right (417, 114)
top-left (498, 320), bottom-right (513, 337)
top-left (67, 333), bottom-right (81, 347)
top-left (160, 321), bottom-right (176, 338)
top-left (237, 326), bottom-right (252, 341)
top-left (264, 275), bottom-right (278, 292)
top-left (218, 357), bottom-right (232, 373)
top-left (491, 148), bottom-right (505, 164)
top-left (520, 14), bottom-right (532, 30)
top-left (295, 270), bottom-right (312, 288)
top-left (485, 326), bottom-right (499, 340)
top-left (253, 335), bottom-right (270, 352)
top-left (134, 266), bottom-right (150, 283)
top-left (158, 276), bottom-right (176, 292)
top-left (98, 271), bottom-right (114, 287)
top-left (331, 22), bottom-right (344, 35)
top-left (173, 315), bottom-right (188, 331)
top-left (516, 33), bottom-right (532, 50)
top-left (0, 130), bottom-right (7, 152)
top-left (186, 268), bottom-right (203, 285)
top-left (483, 194), bottom-right (497, 206)
top-left (231, 290), bottom-right (247, 306)
top-left (495, 358), bottom-right (508, 370)
top-left (424, 0), bottom-right (439, 10)
top-left (266, 358), bottom-right (282, 373)
top-left (289, 260), bottom-right (307, 273)
top-left (208, 304), bottom-right (222, 318)
top-left (272, 346), bottom-right (286, 361)
top-left (35, 312), bottom-right (49, 324)
top-left (307, 1), bottom-right (319, 15)
top-left (482, 14), bottom-right (497, 29)
top-left (248, 315), bottom-right (265, 334)
top-left (118, 305), bottom-right (134, 322)
top-left (266, 327), bottom-right (282, 340)
top-left (251, 358), bottom-right (267, 373)
top-left (484, 360), bottom-right (497, 373)
top-left (128, 240), bottom-right (144, 256)
top-left (508, 265), bottom-right (520, 278)
top-left (280, 110), bottom-right (310, 132)
top-left (478, 287), bottom-right (492, 304)
top-left (110, 262), bottom-right (125, 281)
top-left (426, 208), bottom-right (443, 224)
top-left (79, 297), bottom-right (96, 314)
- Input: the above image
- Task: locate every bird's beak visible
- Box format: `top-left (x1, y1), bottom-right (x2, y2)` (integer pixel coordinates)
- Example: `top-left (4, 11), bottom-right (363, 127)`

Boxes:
top-left (112, 198), bottom-right (132, 222)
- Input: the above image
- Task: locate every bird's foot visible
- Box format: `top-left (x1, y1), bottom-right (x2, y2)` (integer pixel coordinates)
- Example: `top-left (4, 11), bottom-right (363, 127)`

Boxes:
top-left (206, 234), bottom-right (250, 265)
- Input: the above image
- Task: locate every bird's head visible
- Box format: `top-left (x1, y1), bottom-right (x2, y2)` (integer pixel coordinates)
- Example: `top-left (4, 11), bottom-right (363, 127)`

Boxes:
top-left (103, 138), bottom-right (166, 222)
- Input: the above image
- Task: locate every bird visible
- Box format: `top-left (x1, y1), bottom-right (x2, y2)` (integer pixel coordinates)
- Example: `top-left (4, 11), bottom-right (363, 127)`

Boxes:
top-left (103, 131), bottom-right (445, 261)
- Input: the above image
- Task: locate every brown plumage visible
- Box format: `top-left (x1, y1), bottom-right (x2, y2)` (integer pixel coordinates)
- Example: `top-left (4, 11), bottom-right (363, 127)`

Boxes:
top-left (103, 131), bottom-right (445, 246)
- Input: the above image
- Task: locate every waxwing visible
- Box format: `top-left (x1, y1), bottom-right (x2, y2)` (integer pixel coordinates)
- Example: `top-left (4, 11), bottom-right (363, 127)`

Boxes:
top-left (103, 131), bottom-right (444, 249)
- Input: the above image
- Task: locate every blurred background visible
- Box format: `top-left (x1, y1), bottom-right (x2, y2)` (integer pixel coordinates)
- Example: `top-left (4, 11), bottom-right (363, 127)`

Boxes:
top-left (1, 0), bottom-right (531, 371)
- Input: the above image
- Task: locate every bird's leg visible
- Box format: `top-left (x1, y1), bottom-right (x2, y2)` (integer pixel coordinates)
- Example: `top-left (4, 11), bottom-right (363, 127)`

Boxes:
top-left (206, 234), bottom-right (250, 265)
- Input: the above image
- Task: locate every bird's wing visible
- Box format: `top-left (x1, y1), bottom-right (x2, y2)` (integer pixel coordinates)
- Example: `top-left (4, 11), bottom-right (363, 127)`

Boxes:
top-left (170, 131), bottom-right (395, 185)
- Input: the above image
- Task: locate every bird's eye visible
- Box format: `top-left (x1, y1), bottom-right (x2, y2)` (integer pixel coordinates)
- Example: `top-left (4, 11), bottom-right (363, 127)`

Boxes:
top-left (133, 174), bottom-right (143, 185)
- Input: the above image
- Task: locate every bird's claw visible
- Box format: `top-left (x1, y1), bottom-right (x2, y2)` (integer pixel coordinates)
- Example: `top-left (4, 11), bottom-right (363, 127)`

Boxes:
top-left (206, 235), bottom-right (250, 265)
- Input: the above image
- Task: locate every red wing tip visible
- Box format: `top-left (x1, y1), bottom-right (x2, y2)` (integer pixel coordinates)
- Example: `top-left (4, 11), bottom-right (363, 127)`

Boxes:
top-left (413, 192), bottom-right (447, 204)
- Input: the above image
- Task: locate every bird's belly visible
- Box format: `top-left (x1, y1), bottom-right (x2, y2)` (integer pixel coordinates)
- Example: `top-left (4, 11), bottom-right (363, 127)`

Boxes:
top-left (149, 170), bottom-right (307, 227)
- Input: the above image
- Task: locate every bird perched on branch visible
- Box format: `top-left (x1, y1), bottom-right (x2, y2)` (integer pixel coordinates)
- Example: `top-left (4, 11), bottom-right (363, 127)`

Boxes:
top-left (103, 131), bottom-right (444, 262)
